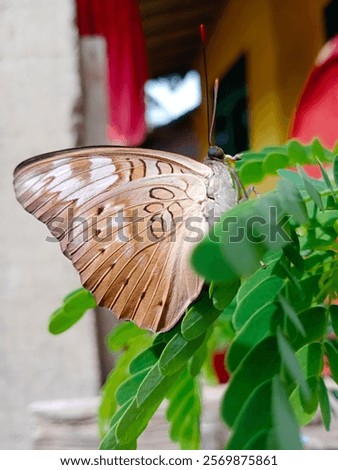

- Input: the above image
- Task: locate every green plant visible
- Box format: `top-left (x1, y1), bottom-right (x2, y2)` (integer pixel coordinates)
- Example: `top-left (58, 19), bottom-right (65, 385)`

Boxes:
top-left (49, 139), bottom-right (338, 450)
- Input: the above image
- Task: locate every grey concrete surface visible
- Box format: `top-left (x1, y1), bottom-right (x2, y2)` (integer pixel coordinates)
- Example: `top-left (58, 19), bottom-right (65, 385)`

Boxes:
top-left (0, 0), bottom-right (100, 449)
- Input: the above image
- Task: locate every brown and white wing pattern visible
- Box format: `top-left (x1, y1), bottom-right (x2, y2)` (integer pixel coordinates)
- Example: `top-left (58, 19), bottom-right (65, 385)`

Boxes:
top-left (14, 146), bottom-right (212, 331)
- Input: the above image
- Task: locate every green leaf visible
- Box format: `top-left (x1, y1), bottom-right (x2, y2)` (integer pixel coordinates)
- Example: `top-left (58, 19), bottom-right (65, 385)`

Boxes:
top-left (277, 179), bottom-right (308, 226)
top-left (179, 408), bottom-right (200, 450)
top-left (228, 376), bottom-right (302, 450)
top-left (222, 336), bottom-right (281, 427)
top-left (329, 305), bottom-right (338, 336)
top-left (99, 371), bottom-right (122, 437)
top-left (296, 342), bottom-right (323, 378)
top-left (109, 399), bottom-right (133, 429)
top-left (154, 324), bottom-right (180, 345)
top-left (48, 288), bottom-right (96, 334)
top-left (98, 333), bottom-right (152, 437)
top-left (318, 377), bottom-right (331, 431)
top-left (227, 380), bottom-right (273, 450)
top-left (311, 139), bottom-right (326, 161)
top-left (48, 308), bottom-right (79, 335)
top-left (166, 370), bottom-right (191, 419)
top-left (221, 221), bottom-right (265, 276)
top-left (227, 303), bottom-right (281, 373)
top-left (278, 168), bottom-right (326, 192)
top-left (316, 158), bottom-right (336, 202)
top-left (297, 165), bottom-right (324, 210)
top-left (287, 275), bottom-right (321, 313)
top-left (106, 322), bottom-right (147, 352)
top-left (191, 236), bottom-right (238, 282)
top-left (324, 341), bottom-right (338, 384)
top-left (115, 367), bottom-right (173, 443)
top-left (169, 394), bottom-right (194, 441)
top-left (255, 193), bottom-right (292, 252)
top-left (159, 332), bottom-right (206, 376)
top-left (189, 332), bottom-right (209, 377)
top-left (235, 151), bottom-right (266, 169)
top-left (100, 406), bottom-right (136, 450)
top-left (209, 278), bottom-right (240, 311)
top-left (303, 225), bottom-right (338, 252)
top-left (311, 139), bottom-right (334, 163)
top-left (264, 146), bottom-right (288, 154)
top-left (269, 376), bottom-right (303, 449)
top-left (317, 210), bottom-right (338, 228)
top-left (243, 431), bottom-right (270, 450)
top-left (239, 160), bottom-right (264, 184)
top-left (167, 373), bottom-right (201, 449)
top-left (110, 402), bottom-right (145, 446)
top-left (63, 288), bottom-right (96, 310)
top-left (277, 169), bottom-right (303, 188)
top-left (181, 294), bottom-right (222, 341)
top-left (136, 362), bottom-right (173, 407)
top-left (263, 153), bottom-right (289, 174)
top-left (326, 194), bottom-right (336, 209)
top-left (287, 140), bottom-right (309, 165)
top-left (290, 378), bottom-right (318, 426)
top-left (129, 343), bottom-right (165, 374)
top-left (115, 370), bottom-right (149, 406)
top-left (192, 192), bottom-right (295, 285)
top-left (236, 251), bottom-right (283, 303)
top-left (290, 307), bottom-right (327, 350)
top-left (334, 156), bottom-right (338, 187)
top-left (278, 294), bottom-right (305, 337)
top-left (276, 329), bottom-right (310, 399)
top-left (233, 276), bottom-right (284, 330)
top-left (300, 376), bottom-right (319, 415)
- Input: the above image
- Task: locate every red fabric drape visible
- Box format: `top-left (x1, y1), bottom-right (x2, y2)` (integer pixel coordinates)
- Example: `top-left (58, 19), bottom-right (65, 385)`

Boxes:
top-left (76, 0), bottom-right (148, 146)
top-left (290, 35), bottom-right (338, 151)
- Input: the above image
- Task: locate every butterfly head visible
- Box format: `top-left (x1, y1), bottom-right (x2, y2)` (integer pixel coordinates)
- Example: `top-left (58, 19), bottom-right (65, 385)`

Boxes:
top-left (207, 145), bottom-right (224, 160)
top-left (207, 145), bottom-right (241, 165)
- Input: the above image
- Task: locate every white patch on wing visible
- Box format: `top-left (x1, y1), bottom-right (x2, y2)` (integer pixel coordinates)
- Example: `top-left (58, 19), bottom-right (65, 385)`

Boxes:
top-left (69, 174), bottom-right (119, 205)
top-left (89, 164), bottom-right (116, 183)
top-left (51, 158), bottom-right (70, 169)
top-left (88, 157), bottom-right (117, 184)
top-left (17, 174), bottom-right (43, 196)
top-left (90, 157), bottom-right (113, 168)
top-left (49, 163), bottom-right (73, 180)
top-left (18, 163), bottom-right (73, 202)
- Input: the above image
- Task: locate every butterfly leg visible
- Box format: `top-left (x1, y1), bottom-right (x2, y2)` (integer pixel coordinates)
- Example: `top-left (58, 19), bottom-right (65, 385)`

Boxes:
top-left (228, 167), bottom-right (256, 202)
top-left (243, 185), bottom-right (260, 200)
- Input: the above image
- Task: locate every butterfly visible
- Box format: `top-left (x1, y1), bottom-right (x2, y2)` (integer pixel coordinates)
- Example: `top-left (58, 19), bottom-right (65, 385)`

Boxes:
top-left (13, 145), bottom-right (240, 332)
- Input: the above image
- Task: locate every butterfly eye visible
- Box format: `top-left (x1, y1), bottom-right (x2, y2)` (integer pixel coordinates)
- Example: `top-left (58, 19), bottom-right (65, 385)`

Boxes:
top-left (207, 145), bottom-right (224, 160)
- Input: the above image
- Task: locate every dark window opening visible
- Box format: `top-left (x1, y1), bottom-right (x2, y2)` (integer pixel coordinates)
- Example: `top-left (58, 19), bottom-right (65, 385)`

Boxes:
top-left (215, 55), bottom-right (249, 155)
top-left (324, 0), bottom-right (338, 40)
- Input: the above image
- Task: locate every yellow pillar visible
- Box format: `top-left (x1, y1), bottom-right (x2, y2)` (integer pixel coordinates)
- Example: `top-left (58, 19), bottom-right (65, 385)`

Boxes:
top-left (194, 0), bottom-right (329, 157)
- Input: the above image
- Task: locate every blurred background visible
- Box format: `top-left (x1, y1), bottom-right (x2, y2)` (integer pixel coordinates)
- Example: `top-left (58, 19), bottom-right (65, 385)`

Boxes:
top-left (1, 0), bottom-right (337, 449)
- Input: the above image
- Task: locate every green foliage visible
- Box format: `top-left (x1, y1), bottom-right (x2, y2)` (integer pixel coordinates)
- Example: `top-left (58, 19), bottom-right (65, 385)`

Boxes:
top-left (191, 140), bottom-right (337, 449)
top-left (48, 288), bottom-right (96, 334)
top-left (318, 376), bottom-right (331, 431)
top-left (98, 323), bottom-right (152, 437)
top-left (50, 140), bottom-right (338, 450)
top-left (99, 290), bottom-right (237, 450)
top-left (166, 369), bottom-right (201, 449)
top-left (236, 138), bottom-right (334, 184)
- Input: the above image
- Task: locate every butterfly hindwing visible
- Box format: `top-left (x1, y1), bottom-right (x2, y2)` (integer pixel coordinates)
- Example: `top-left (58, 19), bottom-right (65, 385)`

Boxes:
top-left (14, 147), bottom-right (212, 331)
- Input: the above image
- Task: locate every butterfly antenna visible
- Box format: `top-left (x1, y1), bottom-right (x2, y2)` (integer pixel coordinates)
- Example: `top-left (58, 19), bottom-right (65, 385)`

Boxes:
top-left (200, 24), bottom-right (211, 147)
top-left (209, 78), bottom-right (219, 146)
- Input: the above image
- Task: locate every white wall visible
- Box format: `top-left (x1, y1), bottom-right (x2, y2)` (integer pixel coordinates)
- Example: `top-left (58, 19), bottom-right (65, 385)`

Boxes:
top-left (0, 0), bottom-right (100, 449)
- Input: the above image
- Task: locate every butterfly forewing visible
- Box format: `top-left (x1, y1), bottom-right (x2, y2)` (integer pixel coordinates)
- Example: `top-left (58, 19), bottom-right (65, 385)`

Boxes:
top-left (14, 147), bottom-right (212, 331)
